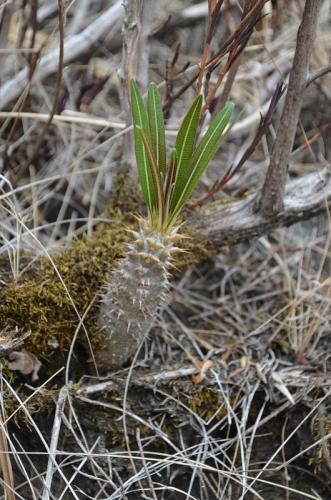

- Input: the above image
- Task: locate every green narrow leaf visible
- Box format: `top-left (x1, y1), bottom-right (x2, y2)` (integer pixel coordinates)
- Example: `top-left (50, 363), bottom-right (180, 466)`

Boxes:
top-left (136, 126), bottom-right (164, 224)
top-left (175, 95), bottom-right (203, 167)
top-left (130, 80), bottom-right (155, 213)
top-left (169, 102), bottom-right (234, 221)
top-left (170, 95), bottom-right (203, 210)
top-left (175, 95), bottom-right (203, 173)
top-left (164, 147), bottom-right (178, 222)
top-left (147, 83), bottom-right (167, 176)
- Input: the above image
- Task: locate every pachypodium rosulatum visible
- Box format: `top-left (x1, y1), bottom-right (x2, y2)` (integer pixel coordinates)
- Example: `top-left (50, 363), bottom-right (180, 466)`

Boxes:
top-left (97, 81), bottom-right (234, 368)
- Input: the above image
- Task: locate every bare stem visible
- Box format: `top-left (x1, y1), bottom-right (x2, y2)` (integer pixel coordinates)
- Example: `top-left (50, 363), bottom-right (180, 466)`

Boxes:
top-left (119, 0), bottom-right (153, 171)
top-left (259, 0), bottom-right (321, 217)
top-left (119, 0), bottom-right (153, 114)
top-left (189, 168), bottom-right (331, 250)
top-left (306, 62), bottom-right (331, 87)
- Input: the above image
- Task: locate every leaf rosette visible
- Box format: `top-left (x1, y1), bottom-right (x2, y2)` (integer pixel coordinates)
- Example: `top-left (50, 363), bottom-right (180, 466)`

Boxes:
top-left (130, 80), bottom-right (234, 233)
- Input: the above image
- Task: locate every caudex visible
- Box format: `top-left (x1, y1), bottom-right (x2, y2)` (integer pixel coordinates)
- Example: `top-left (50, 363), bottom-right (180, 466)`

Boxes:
top-left (96, 80), bottom-right (234, 368)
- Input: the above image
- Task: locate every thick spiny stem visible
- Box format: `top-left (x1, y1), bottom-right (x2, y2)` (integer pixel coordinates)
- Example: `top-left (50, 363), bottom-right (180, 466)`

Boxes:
top-left (96, 222), bottom-right (179, 369)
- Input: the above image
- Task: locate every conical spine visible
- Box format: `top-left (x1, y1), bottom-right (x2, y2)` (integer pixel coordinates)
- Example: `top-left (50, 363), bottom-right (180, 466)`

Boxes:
top-left (96, 222), bottom-right (179, 368)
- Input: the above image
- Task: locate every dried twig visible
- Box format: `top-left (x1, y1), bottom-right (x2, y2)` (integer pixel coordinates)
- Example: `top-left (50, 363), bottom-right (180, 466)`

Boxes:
top-left (0, 1), bottom-right (124, 110)
top-left (162, 71), bottom-right (199, 114)
top-left (119, 0), bottom-right (153, 114)
top-left (27, 0), bottom-right (39, 83)
top-left (77, 366), bottom-right (199, 396)
top-left (191, 82), bottom-right (286, 208)
top-left (189, 168), bottom-right (331, 249)
top-left (202, 0), bottom-right (267, 116)
top-left (41, 386), bottom-right (69, 500)
top-left (118, 0), bottom-right (154, 176)
top-left (195, 0), bottom-right (224, 96)
top-left (259, 0), bottom-right (321, 217)
top-left (25, 0), bottom-right (65, 169)
top-left (306, 62), bottom-right (331, 87)
top-left (164, 44), bottom-right (190, 119)
top-left (215, 55), bottom-right (241, 112)
top-left (165, 44), bottom-right (181, 110)
top-left (0, 414), bottom-right (15, 500)
top-left (0, 3), bottom-right (14, 62)
top-left (163, 1), bottom-right (267, 118)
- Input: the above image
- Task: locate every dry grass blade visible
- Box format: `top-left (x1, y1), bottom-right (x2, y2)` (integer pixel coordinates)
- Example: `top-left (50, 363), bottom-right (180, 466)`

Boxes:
top-left (25, 0), bottom-right (65, 169)
top-left (0, 414), bottom-right (15, 500)
top-left (41, 386), bottom-right (69, 500)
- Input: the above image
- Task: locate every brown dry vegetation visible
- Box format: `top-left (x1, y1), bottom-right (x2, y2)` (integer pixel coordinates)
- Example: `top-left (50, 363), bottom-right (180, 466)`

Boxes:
top-left (0, 1), bottom-right (331, 499)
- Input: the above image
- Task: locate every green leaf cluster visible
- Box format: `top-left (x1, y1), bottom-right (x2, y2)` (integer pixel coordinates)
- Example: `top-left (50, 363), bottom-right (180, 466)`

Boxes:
top-left (130, 80), bottom-right (234, 233)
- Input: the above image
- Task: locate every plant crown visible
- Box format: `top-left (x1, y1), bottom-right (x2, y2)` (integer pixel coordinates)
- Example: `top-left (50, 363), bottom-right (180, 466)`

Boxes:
top-left (130, 80), bottom-right (234, 234)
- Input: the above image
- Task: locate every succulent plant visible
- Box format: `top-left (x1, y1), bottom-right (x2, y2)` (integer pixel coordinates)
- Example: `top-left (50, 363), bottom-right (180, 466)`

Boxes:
top-left (96, 81), bottom-right (234, 369)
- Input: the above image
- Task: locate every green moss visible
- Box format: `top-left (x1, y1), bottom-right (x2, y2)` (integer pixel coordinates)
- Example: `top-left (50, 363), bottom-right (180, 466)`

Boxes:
top-left (310, 415), bottom-right (331, 476)
top-left (194, 192), bottom-right (249, 215)
top-left (0, 207), bottom-right (136, 360)
top-left (0, 201), bottom-right (215, 375)
top-left (176, 233), bottom-right (213, 272)
top-left (187, 387), bottom-right (226, 420)
top-left (2, 386), bottom-right (60, 426)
